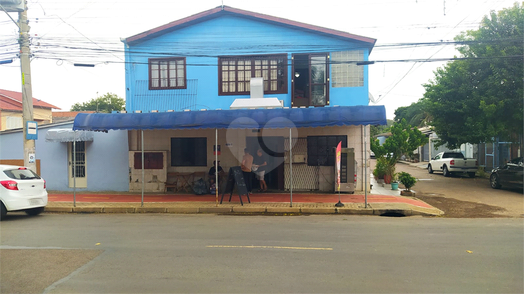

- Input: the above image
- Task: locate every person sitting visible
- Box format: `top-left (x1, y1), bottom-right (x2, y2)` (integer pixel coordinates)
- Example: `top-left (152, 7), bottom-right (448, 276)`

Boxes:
top-left (208, 160), bottom-right (224, 193)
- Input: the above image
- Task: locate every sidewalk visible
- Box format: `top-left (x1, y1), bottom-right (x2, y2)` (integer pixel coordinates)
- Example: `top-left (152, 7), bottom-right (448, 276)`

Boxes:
top-left (45, 176), bottom-right (443, 217)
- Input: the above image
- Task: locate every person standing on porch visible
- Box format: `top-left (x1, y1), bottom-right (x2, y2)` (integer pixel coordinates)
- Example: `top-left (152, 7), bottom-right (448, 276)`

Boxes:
top-left (241, 148), bottom-right (254, 195)
top-left (253, 148), bottom-right (268, 192)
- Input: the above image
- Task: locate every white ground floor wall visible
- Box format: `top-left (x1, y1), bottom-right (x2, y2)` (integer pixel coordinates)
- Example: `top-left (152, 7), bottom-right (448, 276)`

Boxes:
top-left (128, 125), bottom-right (371, 193)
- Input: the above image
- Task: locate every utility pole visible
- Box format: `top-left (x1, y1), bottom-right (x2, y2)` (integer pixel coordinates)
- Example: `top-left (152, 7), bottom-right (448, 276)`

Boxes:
top-left (19, 2), bottom-right (36, 172)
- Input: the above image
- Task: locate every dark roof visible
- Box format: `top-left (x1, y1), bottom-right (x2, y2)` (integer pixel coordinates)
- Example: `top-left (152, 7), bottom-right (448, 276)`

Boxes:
top-left (125, 6), bottom-right (376, 47)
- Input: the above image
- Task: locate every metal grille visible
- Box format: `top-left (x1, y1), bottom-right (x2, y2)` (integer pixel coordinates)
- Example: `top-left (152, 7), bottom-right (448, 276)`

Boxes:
top-left (131, 79), bottom-right (198, 111)
top-left (284, 138), bottom-right (319, 191)
top-left (71, 141), bottom-right (86, 177)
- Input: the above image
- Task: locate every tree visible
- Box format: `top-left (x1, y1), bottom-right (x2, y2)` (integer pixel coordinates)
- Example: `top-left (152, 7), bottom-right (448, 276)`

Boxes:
top-left (423, 3), bottom-right (523, 149)
top-left (394, 99), bottom-right (431, 128)
top-left (370, 119), bottom-right (394, 137)
top-left (371, 119), bottom-right (428, 176)
top-left (71, 93), bottom-right (125, 113)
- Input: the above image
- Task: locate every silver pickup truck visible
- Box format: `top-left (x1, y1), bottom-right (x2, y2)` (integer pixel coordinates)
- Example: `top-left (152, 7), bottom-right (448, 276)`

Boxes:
top-left (428, 151), bottom-right (477, 177)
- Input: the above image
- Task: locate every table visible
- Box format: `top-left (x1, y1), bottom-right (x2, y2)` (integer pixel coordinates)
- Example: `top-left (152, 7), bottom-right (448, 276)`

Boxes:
top-left (165, 172), bottom-right (207, 193)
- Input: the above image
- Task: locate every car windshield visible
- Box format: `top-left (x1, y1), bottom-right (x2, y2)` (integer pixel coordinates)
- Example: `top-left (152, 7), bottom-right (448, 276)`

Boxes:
top-left (3, 169), bottom-right (41, 180)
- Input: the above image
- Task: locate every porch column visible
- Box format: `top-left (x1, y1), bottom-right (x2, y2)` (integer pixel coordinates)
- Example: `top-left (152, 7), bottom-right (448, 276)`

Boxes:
top-left (364, 125), bottom-right (368, 208)
top-left (73, 131), bottom-right (76, 207)
top-left (215, 128), bottom-right (218, 207)
top-left (289, 128), bottom-right (293, 207)
top-left (141, 130), bottom-right (144, 207)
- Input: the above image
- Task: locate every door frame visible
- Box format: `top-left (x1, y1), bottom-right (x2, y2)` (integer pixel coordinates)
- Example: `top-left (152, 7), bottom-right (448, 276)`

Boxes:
top-left (291, 53), bottom-right (330, 107)
top-left (68, 141), bottom-right (87, 188)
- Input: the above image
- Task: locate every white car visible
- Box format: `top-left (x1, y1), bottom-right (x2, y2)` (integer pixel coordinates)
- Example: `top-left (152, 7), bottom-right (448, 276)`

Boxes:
top-left (0, 165), bottom-right (48, 220)
top-left (428, 151), bottom-right (477, 177)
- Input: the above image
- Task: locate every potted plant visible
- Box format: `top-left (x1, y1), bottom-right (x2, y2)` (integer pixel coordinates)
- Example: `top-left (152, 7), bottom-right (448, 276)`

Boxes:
top-left (373, 157), bottom-right (387, 184)
top-left (398, 171), bottom-right (417, 196)
top-left (390, 173), bottom-right (399, 190)
top-left (383, 162), bottom-right (396, 184)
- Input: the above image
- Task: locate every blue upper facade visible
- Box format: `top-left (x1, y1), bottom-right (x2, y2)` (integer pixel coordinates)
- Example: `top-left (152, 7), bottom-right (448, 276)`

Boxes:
top-left (123, 6), bottom-right (376, 113)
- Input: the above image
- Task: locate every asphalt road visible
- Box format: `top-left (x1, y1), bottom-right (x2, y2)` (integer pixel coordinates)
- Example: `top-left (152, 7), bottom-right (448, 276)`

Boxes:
top-left (372, 159), bottom-right (524, 218)
top-left (1, 214), bottom-right (523, 293)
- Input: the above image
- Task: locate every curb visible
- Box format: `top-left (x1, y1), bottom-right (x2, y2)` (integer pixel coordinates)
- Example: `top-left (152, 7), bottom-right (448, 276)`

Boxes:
top-left (337, 208), bottom-right (374, 215)
top-left (266, 207), bottom-right (301, 214)
top-left (301, 207), bottom-right (336, 214)
top-left (166, 207), bottom-right (199, 214)
top-left (44, 205), bottom-right (442, 217)
top-left (136, 207), bottom-right (166, 213)
top-left (103, 207), bottom-right (135, 213)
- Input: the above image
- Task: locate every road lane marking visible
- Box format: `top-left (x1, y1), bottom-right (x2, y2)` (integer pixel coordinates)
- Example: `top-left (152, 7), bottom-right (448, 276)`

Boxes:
top-left (207, 245), bottom-right (332, 251)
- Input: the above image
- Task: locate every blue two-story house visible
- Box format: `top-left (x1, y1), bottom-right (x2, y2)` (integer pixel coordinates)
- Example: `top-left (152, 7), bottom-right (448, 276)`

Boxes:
top-left (74, 6), bottom-right (386, 193)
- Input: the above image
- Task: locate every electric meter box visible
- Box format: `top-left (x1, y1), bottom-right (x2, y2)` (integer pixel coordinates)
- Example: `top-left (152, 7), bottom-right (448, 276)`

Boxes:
top-left (334, 148), bottom-right (356, 193)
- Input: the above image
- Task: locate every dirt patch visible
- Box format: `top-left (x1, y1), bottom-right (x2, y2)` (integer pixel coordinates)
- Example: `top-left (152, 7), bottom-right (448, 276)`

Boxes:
top-left (0, 249), bottom-right (103, 294)
top-left (416, 193), bottom-right (508, 218)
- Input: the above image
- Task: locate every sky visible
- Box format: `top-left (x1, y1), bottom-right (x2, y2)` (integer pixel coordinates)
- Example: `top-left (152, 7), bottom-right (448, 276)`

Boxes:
top-left (0, 0), bottom-right (518, 119)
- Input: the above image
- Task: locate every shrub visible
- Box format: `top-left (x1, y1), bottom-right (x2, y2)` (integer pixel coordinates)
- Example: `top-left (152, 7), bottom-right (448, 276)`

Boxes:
top-left (373, 157), bottom-right (387, 179)
top-left (398, 172), bottom-right (417, 191)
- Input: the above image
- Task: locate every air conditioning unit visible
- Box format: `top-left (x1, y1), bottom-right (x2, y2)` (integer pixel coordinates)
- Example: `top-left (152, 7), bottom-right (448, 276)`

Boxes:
top-left (334, 148), bottom-right (356, 193)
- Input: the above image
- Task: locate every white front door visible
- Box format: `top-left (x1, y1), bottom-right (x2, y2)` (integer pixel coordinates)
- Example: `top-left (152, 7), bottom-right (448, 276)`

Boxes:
top-left (68, 141), bottom-right (87, 188)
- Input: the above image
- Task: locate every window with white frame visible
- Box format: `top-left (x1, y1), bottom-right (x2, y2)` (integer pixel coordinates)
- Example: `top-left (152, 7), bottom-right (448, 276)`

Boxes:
top-left (149, 57), bottom-right (186, 90)
top-left (6, 116), bottom-right (23, 130)
top-left (331, 50), bottom-right (364, 88)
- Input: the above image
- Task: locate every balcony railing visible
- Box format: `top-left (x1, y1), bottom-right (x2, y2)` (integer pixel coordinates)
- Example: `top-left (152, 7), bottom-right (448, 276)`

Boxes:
top-left (129, 79), bottom-right (198, 112)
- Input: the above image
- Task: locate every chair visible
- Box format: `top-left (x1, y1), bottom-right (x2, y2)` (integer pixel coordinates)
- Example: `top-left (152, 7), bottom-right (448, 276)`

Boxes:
top-left (164, 172), bottom-right (178, 193)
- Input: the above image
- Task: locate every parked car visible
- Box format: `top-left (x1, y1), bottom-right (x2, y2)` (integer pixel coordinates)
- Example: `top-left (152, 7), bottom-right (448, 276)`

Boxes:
top-left (0, 165), bottom-right (48, 220)
top-left (490, 157), bottom-right (523, 190)
top-left (428, 151), bottom-right (477, 177)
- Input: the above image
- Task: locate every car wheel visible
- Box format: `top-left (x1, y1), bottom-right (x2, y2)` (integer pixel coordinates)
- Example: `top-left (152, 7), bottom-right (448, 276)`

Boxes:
top-left (25, 207), bottom-right (45, 216)
top-left (468, 172), bottom-right (476, 178)
top-left (490, 174), bottom-right (501, 189)
top-left (428, 164), bottom-right (433, 174)
top-left (443, 165), bottom-right (451, 177)
top-left (0, 202), bottom-right (6, 220)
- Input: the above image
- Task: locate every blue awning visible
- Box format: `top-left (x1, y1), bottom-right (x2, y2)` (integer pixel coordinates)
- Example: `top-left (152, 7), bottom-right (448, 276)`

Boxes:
top-left (73, 106), bottom-right (386, 131)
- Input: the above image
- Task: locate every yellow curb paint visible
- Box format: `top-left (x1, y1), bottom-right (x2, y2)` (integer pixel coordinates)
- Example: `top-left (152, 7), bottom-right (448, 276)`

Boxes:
top-left (207, 245), bottom-right (332, 251)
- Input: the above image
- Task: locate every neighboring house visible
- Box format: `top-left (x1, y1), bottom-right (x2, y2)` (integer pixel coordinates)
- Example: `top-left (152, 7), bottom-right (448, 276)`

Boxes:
top-left (0, 89), bottom-right (61, 131)
top-left (416, 127), bottom-right (522, 171)
top-left (0, 120), bottom-right (129, 191)
top-left (52, 111), bottom-right (96, 124)
top-left (476, 138), bottom-right (520, 171)
top-left (378, 124), bottom-right (520, 171)
top-left (74, 6), bottom-right (386, 193)
top-left (395, 127), bottom-right (476, 162)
